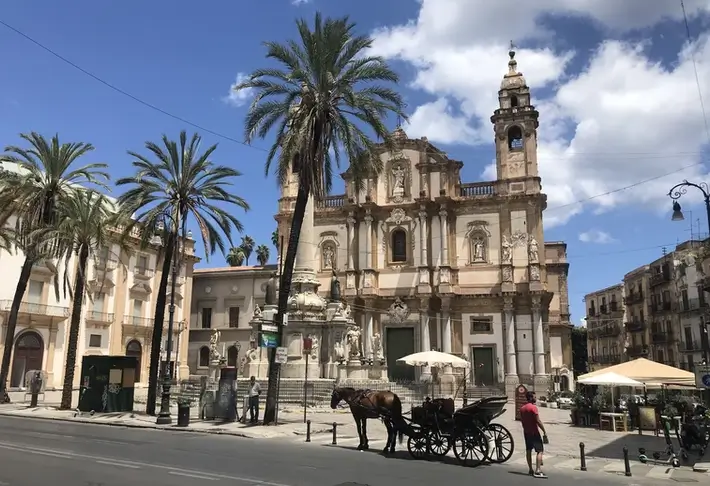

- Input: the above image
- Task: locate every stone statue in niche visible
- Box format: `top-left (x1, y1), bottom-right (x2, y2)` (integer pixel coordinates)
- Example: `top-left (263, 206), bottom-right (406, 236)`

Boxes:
top-left (333, 340), bottom-right (346, 363)
top-left (252, 304), bottom-right (262, 319)
top-left (371, 332), bottom-right (383, 360)
top-left (530, 264), bottom-right (540, 281)
top-left (265, 272), bottom-right (277, 306)
top-left (502, 265), bottom-right (513, 282)
top-left (472, 236), bottom-right (486, 262)
top-left (528, 235), bottom-right (539, 263)
top-left (501, 235), bottom-right (513, 264)
top-left (307, 334), bottom-right (319, 359)
top-left (346, 326), bottom-right (361, 358)
top-left (330, 269), bottom-right (341, 301)
top-left (322, 245), bottom-right (335, 270)
top-left (391, 164), bottom-right (406, 198)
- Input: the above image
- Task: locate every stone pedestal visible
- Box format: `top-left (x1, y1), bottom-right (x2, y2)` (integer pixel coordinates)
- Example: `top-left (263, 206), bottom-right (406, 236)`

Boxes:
top-left (533, 374), bottom-right (550, 394)
top-left (208, 359), bottom-right (221, 384)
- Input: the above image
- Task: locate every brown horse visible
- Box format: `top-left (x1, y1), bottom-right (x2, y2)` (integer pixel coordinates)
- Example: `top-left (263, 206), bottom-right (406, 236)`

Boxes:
top-left (330, 387), bottom-right (407, 453)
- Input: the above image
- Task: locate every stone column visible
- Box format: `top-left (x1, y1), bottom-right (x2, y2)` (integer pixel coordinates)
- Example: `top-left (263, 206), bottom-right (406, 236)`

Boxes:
top-left (364, 211), bottom-right (373, 269)
top-left (46, 326), bottom-right (58, 387)
top-left (503, 296), bottom-right (517, 377)
top-left (419, 206), bottom-right (428, 264)
top-left (532, 296), bottom-right (546, 375)
top-left (439, 208), bottom-right (449, 265)
top-left (442, 311), bottom-right (452, 354)
top-left (346, 212), bottom-right (356, 270)
top-left (295, 193), bottom-right (315, 272)
top-left (364, 309), bottom-right (374, 359)
top-left (420, 300), bottom-right (431, 381)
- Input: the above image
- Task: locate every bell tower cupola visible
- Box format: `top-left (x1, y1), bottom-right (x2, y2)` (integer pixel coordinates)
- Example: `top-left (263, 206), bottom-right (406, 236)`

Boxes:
top-left (491, 43), bottom-right (540, 186)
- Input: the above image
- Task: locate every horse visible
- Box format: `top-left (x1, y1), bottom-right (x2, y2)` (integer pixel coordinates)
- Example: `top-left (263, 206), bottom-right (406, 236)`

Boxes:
top-left (330, 387), bottom-right (407, 453)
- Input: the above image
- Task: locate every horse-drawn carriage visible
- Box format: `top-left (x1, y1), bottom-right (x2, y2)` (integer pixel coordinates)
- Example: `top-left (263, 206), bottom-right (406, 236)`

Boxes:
top-left (404, 395), bottom-right (514, 467)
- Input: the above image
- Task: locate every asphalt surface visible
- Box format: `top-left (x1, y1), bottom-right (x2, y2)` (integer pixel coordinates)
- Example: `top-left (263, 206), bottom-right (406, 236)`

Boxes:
top-left (0, 416), bottom-right (657, 486)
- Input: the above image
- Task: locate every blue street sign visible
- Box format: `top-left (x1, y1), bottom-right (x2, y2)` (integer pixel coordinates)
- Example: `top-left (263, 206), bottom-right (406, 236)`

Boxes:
top-left (260, 332), bottom-right (278, 348)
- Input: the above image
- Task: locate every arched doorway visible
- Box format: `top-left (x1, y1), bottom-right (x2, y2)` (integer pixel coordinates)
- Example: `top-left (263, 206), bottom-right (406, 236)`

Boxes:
top-left (227, 346), bottom-right (238, 367)
top-left (125, 340), bottom-right (142, 383)
top-left (560, 374), bottom-right (570, 392)
top-left (11, 331), bottom-right (44, 388)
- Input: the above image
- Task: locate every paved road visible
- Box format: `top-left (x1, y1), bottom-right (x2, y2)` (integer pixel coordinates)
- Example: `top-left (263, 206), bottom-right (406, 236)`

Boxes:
top-left (0, 416), bottom-right (666, 486)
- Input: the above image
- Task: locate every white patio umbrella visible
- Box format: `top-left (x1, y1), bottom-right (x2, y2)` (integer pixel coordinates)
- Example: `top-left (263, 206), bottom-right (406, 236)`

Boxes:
top-left (577, 372), bottom-right (643, 387)
top-left (397, 350), bottom-right (470, 369)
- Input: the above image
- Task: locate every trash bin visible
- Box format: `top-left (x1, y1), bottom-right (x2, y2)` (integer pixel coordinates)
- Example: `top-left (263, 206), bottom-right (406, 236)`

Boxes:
top-left (177, 400), bottom-right (191, 427)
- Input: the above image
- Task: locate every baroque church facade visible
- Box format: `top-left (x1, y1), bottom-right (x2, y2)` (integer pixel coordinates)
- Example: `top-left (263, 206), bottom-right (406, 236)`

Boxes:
top-left (275, 50), bottom-right (573, 394)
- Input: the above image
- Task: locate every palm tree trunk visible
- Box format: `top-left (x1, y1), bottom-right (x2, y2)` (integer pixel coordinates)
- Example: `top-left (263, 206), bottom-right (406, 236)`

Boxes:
top-left (60, 245), bottom-right (89, 410)
top-left (0, 258), bottom-right (34, 398)
top-left (263, 181), bottom-right (309, 424)
top-left (146, 232), bottom-right (174, 415)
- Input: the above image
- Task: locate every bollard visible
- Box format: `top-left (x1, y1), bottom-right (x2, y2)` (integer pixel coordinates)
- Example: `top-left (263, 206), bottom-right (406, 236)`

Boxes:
top-left (305, 420), bottom-right (311, 443)
top-left (332, 422), bottom-right (338, 445)
top-left (623, 446), bottom-right (632, 477)
top-left (579, 442), bottom-right (587, 471)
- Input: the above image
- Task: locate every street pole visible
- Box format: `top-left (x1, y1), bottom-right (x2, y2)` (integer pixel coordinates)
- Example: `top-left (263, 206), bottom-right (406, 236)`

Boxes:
top-left (156, 216), bottom-right (180, 425)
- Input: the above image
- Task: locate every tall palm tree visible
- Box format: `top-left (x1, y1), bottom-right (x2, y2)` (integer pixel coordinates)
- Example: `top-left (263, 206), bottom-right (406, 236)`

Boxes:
top-left (226, 246), bottom-right (245, 266)
top-left (271, 229), bottom-right (279, 250)
top-left (239, 235), bottom-right (255, 265)
top-left (117, 130), bottom-right (249, 415)
top-left (0, 133), bottom-right (108, 399)
top-left (256, 244), bottom-right (270, 266)
top-left (42, 191), bottom-right (119, 409)
top-left (234, 12), bottom-right (406, 424)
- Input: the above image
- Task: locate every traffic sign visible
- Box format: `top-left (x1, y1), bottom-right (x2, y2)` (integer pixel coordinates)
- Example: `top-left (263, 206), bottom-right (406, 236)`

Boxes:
top-left (695, 365), bottom-right (710, 389)
top-left (260, 332), bottom-right (278, 348)
top-left (275, 347), bottom-right (288, 364)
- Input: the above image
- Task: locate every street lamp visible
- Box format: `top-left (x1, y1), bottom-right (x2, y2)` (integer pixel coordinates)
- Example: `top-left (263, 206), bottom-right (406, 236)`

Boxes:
top-left (667, 180), bottom-right (710, 231)
top-left (155, 212), bottom-right (184, 425)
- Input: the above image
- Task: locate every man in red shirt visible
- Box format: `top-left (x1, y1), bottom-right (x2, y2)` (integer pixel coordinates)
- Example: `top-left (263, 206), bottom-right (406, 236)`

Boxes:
top-left (519, 391), bottom-right (548, 478)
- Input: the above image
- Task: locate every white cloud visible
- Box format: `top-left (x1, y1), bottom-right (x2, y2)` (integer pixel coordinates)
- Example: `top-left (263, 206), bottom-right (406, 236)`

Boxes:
top-left (291, 0), bottom-right (311, 5)
top-left (371, 0), bottom-right (710, 227)
top-left (579, 229), bottom-right (616, 244)
top-left (578, 317), bottom-right (587, 328)
top-left (223, 73), bottom-right (254, 108)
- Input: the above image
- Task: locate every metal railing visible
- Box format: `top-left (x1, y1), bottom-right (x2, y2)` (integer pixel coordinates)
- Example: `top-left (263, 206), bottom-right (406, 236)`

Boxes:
top-left (86, 311), bottom-right (114, 323)
top-left (0, 300), bottom-right (70, 317)
top-left (459, 182), bottom-right (496, 197)
top-left (122, 315), bottom-right (154, 327)
top-left (134, 266), bottom-right (155, 278)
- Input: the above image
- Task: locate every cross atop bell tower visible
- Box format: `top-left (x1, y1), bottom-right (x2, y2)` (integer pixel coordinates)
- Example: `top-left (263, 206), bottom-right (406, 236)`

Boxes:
top-left (490, 44), bottom-right (541, 186)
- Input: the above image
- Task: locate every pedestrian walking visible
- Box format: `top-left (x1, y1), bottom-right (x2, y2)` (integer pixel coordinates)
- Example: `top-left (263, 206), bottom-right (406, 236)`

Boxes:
top-left (248, 376), bottom-right (262, 424)
top-left (519, 391), bottom-right (548, 478)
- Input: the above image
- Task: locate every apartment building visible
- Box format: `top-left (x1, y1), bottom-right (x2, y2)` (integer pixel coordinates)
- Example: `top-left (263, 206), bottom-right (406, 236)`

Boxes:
top-left (585, 284), bottom-right (625, 371)
top-left (0, 206), bottom-right (198, 391)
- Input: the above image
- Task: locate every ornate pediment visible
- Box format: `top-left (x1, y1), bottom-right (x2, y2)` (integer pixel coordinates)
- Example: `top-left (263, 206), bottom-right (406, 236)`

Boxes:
top-left (465, 220), bottom-right (491, 238)
top-left (385, 208), bottom-right (412, 226)
top-left (387, 297), bottom-right (410, 323)
top-left (129, 282), bottom-right (152, 295)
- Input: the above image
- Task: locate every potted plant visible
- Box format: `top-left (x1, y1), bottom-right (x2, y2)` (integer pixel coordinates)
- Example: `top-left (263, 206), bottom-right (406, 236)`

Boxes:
top-left (177, 396), bottom-right (193, 427)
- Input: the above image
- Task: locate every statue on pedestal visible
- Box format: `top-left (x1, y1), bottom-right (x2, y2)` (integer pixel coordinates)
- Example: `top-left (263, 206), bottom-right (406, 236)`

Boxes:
top-left (528, 235), bottom-right (539, 263)
top-left (371, 332), bottom-right (384, 361)
top-left (252, 304), bottom-right (262, 319)
top-left (330, 269), bottom-right (341, 301)
top-left (307, 334), bottom-right (320, 359)
top-left (209, 329), bottom-right (221, 361)
top-left (346, 326), bottom-right (361, 358)
top-left (244, 345), bottom-right (258, 363)
top-left (265, 272), bottom-right (277, 306)
top-left (333, 340), bottom-right (346, 363)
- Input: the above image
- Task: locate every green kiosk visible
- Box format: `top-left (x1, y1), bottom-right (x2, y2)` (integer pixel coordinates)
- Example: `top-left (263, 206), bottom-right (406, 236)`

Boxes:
top-left (77, 356), bottom-right (138, 413)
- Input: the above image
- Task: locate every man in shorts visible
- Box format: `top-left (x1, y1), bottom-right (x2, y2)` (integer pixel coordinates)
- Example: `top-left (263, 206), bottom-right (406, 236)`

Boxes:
top-left (519, 391), bottom-right (548, 478)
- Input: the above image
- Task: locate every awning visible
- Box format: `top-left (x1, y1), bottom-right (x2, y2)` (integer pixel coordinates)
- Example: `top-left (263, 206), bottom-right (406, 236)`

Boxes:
top-left (577, 358), bottom-right (695, 386)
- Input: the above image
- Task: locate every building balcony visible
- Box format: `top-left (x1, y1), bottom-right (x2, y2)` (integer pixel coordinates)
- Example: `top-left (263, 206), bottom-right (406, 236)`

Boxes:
top-left (94, 256), bottom-right (119, 271)
top-left (599, 305), bottom-right (608, 314)
top-left (624, 292), bottom-right (644, 305)
top-left (700, 275), bottom-right (710, 293)
top-left (625, 321), bottom-right (646, 332)
top-left (626, 345), bottom-right (649, 358)
top-left (168, 274), bottom-right (186, 287)
top-left (679, 297), bottom-right (707, 313)
top-left (651, 331), bottom-right (675, 344)
top-left (651, 301), bottom-right (673, 314)
top-left (682, 340), bottom-right (704, 352)
top-left (122, 315), bottom-right (155, 329)
top-left (609, 301), bottom-right (622, 314)
top-left (589, 354), bottom-right (622, 365)
top-left (133, 266), bottom-right (155, 280)
top-left (587, 307), bottom-right (597, 317)
top-left (0, 300), bottom-right (70, 319)
top-left (649, 272), bottom-right (671, 287)
top-left (316, 195), bottom-right (346, 210)
top-left (85, 311), bottom-right (115, 324)
top-left (596, 325), bottom-right (621, 338)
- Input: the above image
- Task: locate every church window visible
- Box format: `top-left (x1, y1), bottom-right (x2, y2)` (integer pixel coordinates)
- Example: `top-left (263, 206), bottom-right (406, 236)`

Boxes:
top-left (391, 229), bottom-right (407, 263)
top-left (510, 95), bottom-right (518, 107)
top-left (507, 126), bottom-right (523, 150)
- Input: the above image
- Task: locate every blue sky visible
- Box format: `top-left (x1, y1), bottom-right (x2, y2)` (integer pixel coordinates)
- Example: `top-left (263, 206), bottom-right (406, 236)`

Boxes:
top-left (2, 0), bottom-right (710, 325)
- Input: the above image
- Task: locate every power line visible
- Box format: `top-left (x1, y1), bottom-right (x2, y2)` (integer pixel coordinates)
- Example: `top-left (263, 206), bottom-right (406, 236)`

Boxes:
top-left (680, 0), bottom-right (710, 145)
top-left (0, 19), bottom-right (267, 152)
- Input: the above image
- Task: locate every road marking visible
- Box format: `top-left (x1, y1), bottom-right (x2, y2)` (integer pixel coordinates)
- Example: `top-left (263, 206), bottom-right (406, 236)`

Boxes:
top-left (0, 441), bottom-right (290, 486)
top-left (96, 460), bottom-right (141, 469)
top-left (169, 471), bottom-right (219, 480)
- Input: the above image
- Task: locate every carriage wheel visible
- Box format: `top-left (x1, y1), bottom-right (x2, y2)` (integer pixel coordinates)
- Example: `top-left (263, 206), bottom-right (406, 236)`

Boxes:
top-left (407, 433), bottom-right (428, 459)
top-left (452, 427), bottom-right (489, 468)
top-left (484, 423), bottom-right (515, 463)
top-left (427, 430), bottom-right (452, 456)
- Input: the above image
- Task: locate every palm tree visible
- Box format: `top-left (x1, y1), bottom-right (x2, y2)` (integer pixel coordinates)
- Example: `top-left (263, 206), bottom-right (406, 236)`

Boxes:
top-left (256, 244), bottom-right (270, 266)
top-left (271, 229), bottom-right (279, 250)
top-left (226, 246), bottom-right (245, 266)
top-left (42, 191), bottom-right (119, 409)
top-left (234, 12), bottom-right (406, 424)
top-left (116, 130), bottom-right (249, 415)
top-left (0, 133), bottom-right (108, 399)
top-left (239, 235), bottom-right (255, 265)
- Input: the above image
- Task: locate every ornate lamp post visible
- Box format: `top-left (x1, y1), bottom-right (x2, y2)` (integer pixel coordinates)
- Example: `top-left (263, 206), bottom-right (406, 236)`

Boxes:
top-left (667, 180), bottom-right (710, 231)
top-left (155, 213), bottom-right (192, 425)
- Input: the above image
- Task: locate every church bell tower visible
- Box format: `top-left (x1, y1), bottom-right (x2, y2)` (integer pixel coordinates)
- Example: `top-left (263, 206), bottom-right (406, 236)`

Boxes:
top-left (491, 45), bottom-right (541, 190)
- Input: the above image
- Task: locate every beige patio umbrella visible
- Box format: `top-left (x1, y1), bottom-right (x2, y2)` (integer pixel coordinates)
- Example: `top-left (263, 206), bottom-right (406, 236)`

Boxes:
top-left (577, 358), bottom-right (695, 386)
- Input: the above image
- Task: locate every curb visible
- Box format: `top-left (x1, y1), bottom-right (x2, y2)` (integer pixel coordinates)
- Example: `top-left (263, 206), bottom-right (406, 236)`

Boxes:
top-left (0, 411), bottom-right (303, 440)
